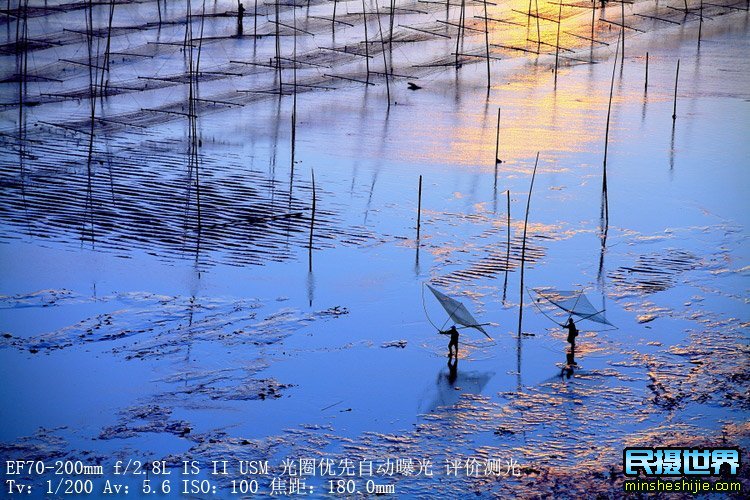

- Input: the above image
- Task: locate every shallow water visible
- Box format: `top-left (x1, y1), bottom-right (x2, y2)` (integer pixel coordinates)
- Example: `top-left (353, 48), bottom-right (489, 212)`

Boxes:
top-left (1, 0), bottom-right (749, 497)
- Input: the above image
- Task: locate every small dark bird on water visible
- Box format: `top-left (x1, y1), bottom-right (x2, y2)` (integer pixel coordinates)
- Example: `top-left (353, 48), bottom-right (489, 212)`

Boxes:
top-left (407, 82), bottom-right (422, 90)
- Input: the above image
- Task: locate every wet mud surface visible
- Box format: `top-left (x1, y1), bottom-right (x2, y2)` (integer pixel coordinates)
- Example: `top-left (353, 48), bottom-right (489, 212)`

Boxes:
top-left (1, 0), bottom-right (749, 498)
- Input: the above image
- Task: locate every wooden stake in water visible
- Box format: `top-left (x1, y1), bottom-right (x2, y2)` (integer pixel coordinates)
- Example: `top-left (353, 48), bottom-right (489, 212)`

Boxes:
top-left (620, 0), bottom-right (625, 61)
top-left (554, 1), bottom-right (562, 87)
top-left (416, 175), bottom-right (423, 240)
top-left (362, 0), bottom-right (370, 83)
top-left (374, 0), bottom-right (390, 105)
top-left (455, 0), bottom-right (466, 68)
top-left (602, 30), bottom-right (621, 228)
top-left (517, 153), bottom-right (539, 339)
top-left (644, 52), bottom-right (649, 92)
top-left (698, 0), bottom-right (704, 47)
top-left (494, 107), bottom-right (502, 164)
top-left (275, 0), bottom-right (282, 91)
top-left (672, 59), bottom-right (680, 122)
top-left (483, 0), bottom-right (491, 90)
top-left (291, 7), bottom-right (297, 170)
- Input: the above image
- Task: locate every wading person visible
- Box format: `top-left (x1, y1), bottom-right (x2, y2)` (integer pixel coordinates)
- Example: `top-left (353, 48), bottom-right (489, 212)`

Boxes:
top-left (440, 325), bottom-right (460, 358)
top-left (563, 317), bottom-right (578, 352)
top-left (237, 2), bottom-right (245, 35)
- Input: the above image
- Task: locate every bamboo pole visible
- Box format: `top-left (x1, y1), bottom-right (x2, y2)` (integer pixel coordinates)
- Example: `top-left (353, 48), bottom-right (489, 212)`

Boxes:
top-left (698, 0), bottom-right (703, 47)
top-left (483, 0), bottom-right (491, 90)
top-left (517, 153), bottom-right (540, 339)
top-left (416, 175), bottom-right (423, 240)
top-left (455, 0), bottom-right (465, 68)
top-left (535, 0), bottom-right (540, 48)
top-left (375, 0), bottom-right (390, 105)
top-left (291, 7), bottom-right (297, 170)
top-left (672, 59), bottom-right (680, 121)
top-left (644, 51), bottom-right (648, 92)
top-left (494, 107), bottom-right (502, 164)
top-left (362, 0), bottom-right (370, 83)
top-left (554, 1), bottom-right (562, 87)
top-left (602, 30), bottom-right (621, 227)
top-left (621, 0), bottom-right (625, 61)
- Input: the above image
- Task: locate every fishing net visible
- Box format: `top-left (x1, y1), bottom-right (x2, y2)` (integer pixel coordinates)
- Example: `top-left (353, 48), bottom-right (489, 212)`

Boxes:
top-left (532, 289), bottom-right (614, 326)
top-left (426, 284), bottom-right (491, 338)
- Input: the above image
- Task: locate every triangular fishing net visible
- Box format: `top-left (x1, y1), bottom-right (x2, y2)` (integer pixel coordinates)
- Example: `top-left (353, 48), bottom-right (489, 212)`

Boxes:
top-left (426, 284), bottom-right (492, 338)
top-left (532, 289), bottom-right (614, 326)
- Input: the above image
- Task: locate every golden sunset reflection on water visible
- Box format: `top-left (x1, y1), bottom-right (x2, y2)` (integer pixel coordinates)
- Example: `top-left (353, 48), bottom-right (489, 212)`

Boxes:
top-left (380, 1), bottom-right (661, 171)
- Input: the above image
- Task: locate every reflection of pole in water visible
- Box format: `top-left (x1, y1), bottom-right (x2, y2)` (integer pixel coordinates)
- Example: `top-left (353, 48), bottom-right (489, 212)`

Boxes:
top-left (309, 169), bottom-right (316, 272)
top-left (670, 123), bottom-right (676, 171)
top-left (414, 244), bottom-right (421, 276)
top-left (307, 269), bottom-right (315, 307)
top-left (516, 333), bottom-right (522, 391)
top-left (503, 190), bottom-right (510, 304)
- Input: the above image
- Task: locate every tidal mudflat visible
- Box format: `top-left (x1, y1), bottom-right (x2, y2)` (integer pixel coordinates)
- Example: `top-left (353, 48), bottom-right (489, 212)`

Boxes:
top-left (1, 0), bottom-right (748, 497)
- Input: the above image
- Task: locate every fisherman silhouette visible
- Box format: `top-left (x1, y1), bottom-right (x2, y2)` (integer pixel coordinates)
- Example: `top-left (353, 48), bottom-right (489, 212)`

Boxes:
top-left (440, 325), bottom-right (460, 358)
top-left (563, 318), bottom-right (579, 352)
top-left (237, 2), bottom-right (245, 35)
top-left (447, 357), bottom-right (458, 385)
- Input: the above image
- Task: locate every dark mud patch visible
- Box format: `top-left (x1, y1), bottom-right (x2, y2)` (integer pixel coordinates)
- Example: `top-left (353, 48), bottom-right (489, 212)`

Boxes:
top-left (609, 248), bottom-right (700, 296)
top-left (98, 405), bottom-right (193, 441)
top-left (0, 426), bottom-right (69, 463)
top-left (1, 290), bottom-right (348, 360)
top-left (161, 368), bottom-right (294, 402)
